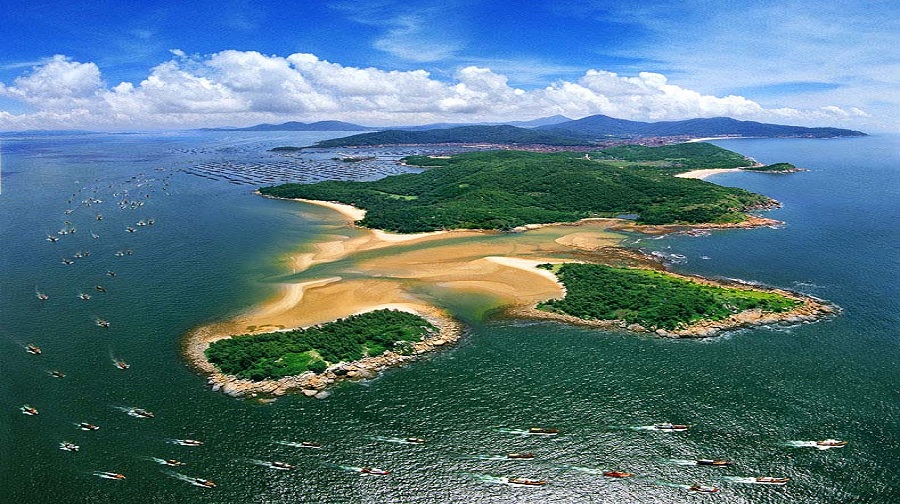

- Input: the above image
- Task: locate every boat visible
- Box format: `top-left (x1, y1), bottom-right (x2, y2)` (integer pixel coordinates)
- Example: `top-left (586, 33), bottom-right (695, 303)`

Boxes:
top-left (59, 442), bottom-right (80, 452)
top-left (528, 427), bottom-right (559, 435)
top-left (129, 408), bottom-right (154, 418)
top-left (95, 285), bottom-right (107, 292)
top-left (126, 226), bottom-right (136, 233)
top-left (164, 459), bottom-right (186, 466)
top-left (507, 453), bottom-right (536, 459)
top-left (507, 477), bottom-right (548, 486)
top-left (49, 370), bottom-right (66, 378)
top-left (97, 472), bottom-right (126, 480)
top-left (696, 459), bottom-right (732, 466)
top-left (755, 476), bottom-right (789, 485)
top-left (115, 360), bottom-right (130, 370)
top-left (61, 258), bottom-right (74, 265)
top-left (176, 439), bottom-right (203, 447)
top-left (299, 441), bottom-right (322, 448)
top-left (688, 485), bottom-right (719, 493)
top-left (602, 471), bottom-right (634, 478)
top-left (106, 270), bottom-right (116, 277)
top-left (91, 232), bottom-right (100, 239)
top-left (193, 478), bottom-right (216, 488)
top-left (79, 422), bottom-right (100, 431)
top-left (269, 461), bottom-right (294, 470)
top-left (816, 439), bottom-right (847, 447)
top-left (25, 344), bottom-right (42, 355)
top-left (360, 467), bottom-right (390, 475)
top-left (405, 437), bottom-right (426, 444)
top-left (46, 234), bottom-right (59, 242)
top-left (20, 405), bottom-right (39, 416)
top-left (96, 318), bottom-right (110, 328)
top-left (36, 290), bottom-right (49, 300)
top-left (79, 293), bottom-right (91, 300)
top-left (653, 423), bottom-right (689, 431)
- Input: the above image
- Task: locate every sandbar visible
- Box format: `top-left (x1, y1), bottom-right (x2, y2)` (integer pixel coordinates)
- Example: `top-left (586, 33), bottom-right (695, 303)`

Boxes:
top-left (185, 197), bottom-right (831, 398)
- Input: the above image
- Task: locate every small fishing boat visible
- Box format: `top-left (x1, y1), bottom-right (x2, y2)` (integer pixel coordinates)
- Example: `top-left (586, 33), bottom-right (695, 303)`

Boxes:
top-left (96, 318), bottom-right (110, 328)
top-left (528, 427), bottom-right (559, 435)
top-left (163, 459), bottom-right (186, 466)
top-left (36, 290), bottom-right (49, 300)
top-left (688, 485), bottom-right (719, 493)
top-left (360, 467), bottom-right (390, 475)
top-left (602, 471), bottom-right (634, 478)
top-left (507, 453), bottom-right (536, 459)
top-left (507, 477), bottom-right (548, 486)
top-left (652, 423), bottom-right (689, 432)
top-left (269, 461), bottom-right (294, 470)
top-left (193, 478), bottom-right (216, 488)
top-left (26, 344), bottom-right (42, 355)
top-left (816, 439), bottom-right (847, 447)
top-left (115, 360), bottom-right (130, 370)
top-left (97, 472), bottom-right (126, 480)
top-left (696, 459), bottom-right (732, 466)
top-left (128, 408), bottom-right (154, 418)
top-left (49, 370), bottom-right (66, 378)
top-left (20, 404), bottom-right (39, 416)
top-left (59, 442), bottom-right (80, 452)
top-left (405, 437), bottom-right (426, 444)
top-left (176, 439), bottom-right (203, 447)
top-left (79, 422), bottom-right (100, 431)
top-left (79, 293), bottom-right (91, 300)
top-left (755, 476), bottom-right (789, 485)
top-left (95, 285), bottom-right (107, 292)
top-left (299, 441), bottom-right (322, 448)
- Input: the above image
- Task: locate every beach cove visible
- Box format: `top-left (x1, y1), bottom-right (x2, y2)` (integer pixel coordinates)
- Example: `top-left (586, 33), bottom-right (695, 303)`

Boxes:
top-left (186, 196), bottom-right (835, 398)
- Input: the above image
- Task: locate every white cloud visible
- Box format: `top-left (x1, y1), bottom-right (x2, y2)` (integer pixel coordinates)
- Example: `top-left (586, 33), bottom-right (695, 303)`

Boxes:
top-left (0, 51), bottom-right (875, 131)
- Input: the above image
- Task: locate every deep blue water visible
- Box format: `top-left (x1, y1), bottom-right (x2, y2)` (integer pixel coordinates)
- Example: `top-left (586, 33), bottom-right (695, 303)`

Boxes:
top-left (1, 132), bottom-right (897, 503)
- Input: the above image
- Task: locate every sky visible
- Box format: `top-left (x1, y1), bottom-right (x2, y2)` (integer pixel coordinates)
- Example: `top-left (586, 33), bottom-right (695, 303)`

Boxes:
top-left (0, 0), bottom-right (896, 132)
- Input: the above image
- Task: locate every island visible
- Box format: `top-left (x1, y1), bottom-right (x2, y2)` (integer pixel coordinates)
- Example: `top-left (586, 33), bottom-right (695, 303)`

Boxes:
top-left (186, 142), bottom-right (836, 398)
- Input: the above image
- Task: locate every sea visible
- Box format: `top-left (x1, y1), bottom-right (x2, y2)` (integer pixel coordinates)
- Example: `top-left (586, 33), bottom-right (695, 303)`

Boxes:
top-left (1, 130), bottom-right (897, 503)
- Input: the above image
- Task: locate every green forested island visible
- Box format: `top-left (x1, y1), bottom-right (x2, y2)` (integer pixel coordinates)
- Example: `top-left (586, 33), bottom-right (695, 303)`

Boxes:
top-left (205, 310), bottom-right (436, 381)
top-left (537, 263), bottom-right (800, 331)
top-left (744, 162), bottom-right (802, 172)
top-left (260, 144), bottom-right (774, 231)
top-left (312, 124), bottom-right (591, 148)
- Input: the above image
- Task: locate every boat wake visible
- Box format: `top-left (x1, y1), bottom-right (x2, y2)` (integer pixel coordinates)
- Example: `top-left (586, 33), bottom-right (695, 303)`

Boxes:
top-left (565, 465), bottom-right (605, 475)
top-left (369, 435), bottom-right (421, 445)
top-left (93, 471), bottom-right (126, 480)
top-left (653, 480), bottom-right (693, 490)
top-left (724, 476), bottom-right (788, 485)
top-left (667, 459), bottom-right (700, 466)
top-left (164, 470), bottom-right (215, 488)
top-left (786, 440), bottom-right (844, 450)
top-left (276, 440), bottom-right (322, 449)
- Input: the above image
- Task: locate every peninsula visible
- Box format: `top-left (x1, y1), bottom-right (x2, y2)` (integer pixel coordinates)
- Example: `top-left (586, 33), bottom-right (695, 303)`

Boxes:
top-left (188, 143), bottom-right (835, 398)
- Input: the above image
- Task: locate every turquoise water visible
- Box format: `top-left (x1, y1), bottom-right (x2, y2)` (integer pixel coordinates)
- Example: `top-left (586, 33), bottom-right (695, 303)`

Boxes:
top-left (1, 132), bottom-right (897, 503)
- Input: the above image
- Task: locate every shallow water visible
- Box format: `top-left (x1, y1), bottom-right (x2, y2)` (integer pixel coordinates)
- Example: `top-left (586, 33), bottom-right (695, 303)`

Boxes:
top-left (1, 132), bottom-right (897, 503)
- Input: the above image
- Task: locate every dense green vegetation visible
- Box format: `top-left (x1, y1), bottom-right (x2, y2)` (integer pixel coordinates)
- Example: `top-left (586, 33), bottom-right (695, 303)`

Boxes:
top-left (744, 162), bottom-right (799, 172)
top-left (259, 147), bottom-right (774, 231)
top-left (537, 263), bottom-right (800, 331)
top-left (205, 310), bottom-right (436, 381)
top-left (313, 125), bottom-right (592, 148)
top-left (593, 142), bottom-right (753, 169)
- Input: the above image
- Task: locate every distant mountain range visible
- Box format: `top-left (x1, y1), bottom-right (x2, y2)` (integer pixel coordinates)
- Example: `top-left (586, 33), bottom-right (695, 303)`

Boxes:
top-left (207, 114), bottom-right (865, 145)
top-left (538, 115), bottom-right (866, 139)
top-left (202, 120), bottom-right (375, 132)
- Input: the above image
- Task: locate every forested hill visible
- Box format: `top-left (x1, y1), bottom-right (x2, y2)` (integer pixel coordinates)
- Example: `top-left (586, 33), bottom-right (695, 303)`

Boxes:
top-left (539, 115), bottom-right (866, 138)
top-left (259, 144), bottom-right (775, 232)
top-left (311, 125), bottom-right (593, 148)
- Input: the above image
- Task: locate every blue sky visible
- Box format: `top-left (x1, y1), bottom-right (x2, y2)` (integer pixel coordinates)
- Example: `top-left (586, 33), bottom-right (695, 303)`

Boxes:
top-left (0, 0), bottom-right (896, 131)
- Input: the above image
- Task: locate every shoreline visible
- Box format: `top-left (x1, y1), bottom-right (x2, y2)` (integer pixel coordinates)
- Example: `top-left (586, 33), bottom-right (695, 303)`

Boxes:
top-left (184, 196), bottom-right (831, 398)
top-left (675, 168), bottom-right (744, 179)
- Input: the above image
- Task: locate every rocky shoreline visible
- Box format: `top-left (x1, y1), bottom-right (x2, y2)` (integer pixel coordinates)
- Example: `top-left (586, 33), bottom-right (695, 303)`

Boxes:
top-left (190, 310), bottom-right (463, 400)
top-left (509, 270), bottom-right (838, 338)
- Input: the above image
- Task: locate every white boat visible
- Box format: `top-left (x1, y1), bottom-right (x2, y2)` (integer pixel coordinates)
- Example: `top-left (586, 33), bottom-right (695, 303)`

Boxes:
top-left (176, 439), bottom-right (203, 447)
top-left (20, 405), bottom-right (39, 416)
top-left (79, 422), bottom-right (100, 431)
top-left (652, 423), bottom-right (689, 432)
top-left (59, 442), bottom-right (80, 452)
top-left (755, 476), bottom-right (789, 485)
top-left (269, 461), bottom-right (294, 470)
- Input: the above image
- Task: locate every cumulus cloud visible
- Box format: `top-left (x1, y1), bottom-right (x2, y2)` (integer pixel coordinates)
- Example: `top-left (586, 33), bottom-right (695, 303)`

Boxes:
top-left (0, 51), bottom-right (869, 130)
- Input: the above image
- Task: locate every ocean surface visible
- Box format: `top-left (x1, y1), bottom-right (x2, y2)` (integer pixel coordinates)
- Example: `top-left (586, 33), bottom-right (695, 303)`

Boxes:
top-left (1, 131), bottom-right (897, 503)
